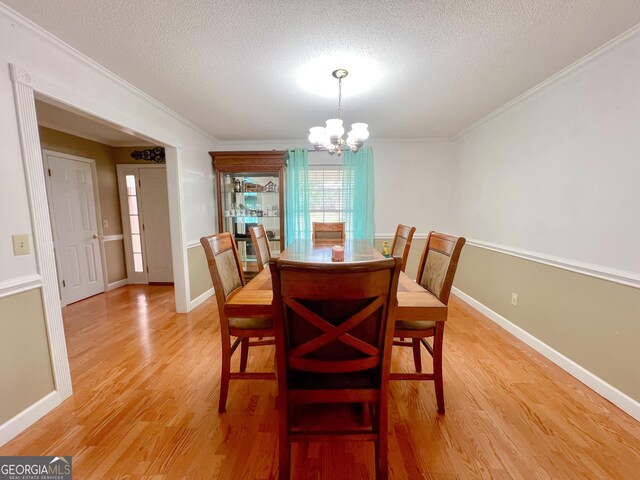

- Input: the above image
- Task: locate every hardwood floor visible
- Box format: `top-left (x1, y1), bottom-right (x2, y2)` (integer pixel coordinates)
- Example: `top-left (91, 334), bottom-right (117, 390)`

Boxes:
top-left (1, 285), bottom-right (639, 479)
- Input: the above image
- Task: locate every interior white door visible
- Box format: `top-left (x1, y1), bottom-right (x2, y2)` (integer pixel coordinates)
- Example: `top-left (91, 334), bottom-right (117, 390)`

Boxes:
top-left (47, 154), bottom-right (105, 304)
top-left (139, 168), bottom-right (173, 283)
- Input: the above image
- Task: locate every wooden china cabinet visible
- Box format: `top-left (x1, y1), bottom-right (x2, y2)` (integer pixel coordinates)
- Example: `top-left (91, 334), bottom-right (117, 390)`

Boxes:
top-left (210, 150), bottom-right (288, 277)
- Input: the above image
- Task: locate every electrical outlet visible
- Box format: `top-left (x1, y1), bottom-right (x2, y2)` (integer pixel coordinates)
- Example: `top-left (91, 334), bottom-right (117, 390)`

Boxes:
top-left (511, 292), bottom-right (518, 306)
top-left (12, 234), bottom-right (30, 255)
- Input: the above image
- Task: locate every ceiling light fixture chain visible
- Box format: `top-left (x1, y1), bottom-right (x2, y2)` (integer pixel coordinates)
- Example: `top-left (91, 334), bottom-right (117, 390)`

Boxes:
top-left (308, 68), bottom-right (369, 157)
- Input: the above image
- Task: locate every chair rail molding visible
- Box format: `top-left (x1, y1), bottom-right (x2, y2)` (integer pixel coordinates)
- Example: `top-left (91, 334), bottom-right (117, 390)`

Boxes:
top-left (103, 234), bottom-right (125, 242)
top-left (466, 238), bottom-right (640, 290)
top-left (0, 274), bottom-right (42, 300)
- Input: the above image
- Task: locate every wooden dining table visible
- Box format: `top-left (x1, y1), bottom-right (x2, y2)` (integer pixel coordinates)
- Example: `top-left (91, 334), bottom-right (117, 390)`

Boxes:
top-left (225, 239), bottom-right (447, 323)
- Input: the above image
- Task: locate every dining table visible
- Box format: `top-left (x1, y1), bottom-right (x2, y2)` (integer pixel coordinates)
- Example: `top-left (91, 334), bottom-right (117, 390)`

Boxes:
top-left (225, 239), bottom-right (447, 323)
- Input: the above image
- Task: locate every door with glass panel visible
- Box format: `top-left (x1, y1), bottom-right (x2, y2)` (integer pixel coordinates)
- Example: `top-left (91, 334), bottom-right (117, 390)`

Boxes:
top-left (116, 164), bottom-right (173, 284)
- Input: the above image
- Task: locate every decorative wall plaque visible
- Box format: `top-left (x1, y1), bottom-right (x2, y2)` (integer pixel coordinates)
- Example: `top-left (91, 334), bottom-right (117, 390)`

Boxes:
top-left (130, 146), bottom-right (165, 163)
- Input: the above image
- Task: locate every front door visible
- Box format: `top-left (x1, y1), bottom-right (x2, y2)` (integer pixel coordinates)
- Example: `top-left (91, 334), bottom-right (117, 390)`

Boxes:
top-left (139, 168), bottom-right (173, 283)
top-left (46, 153), bottom-right (105, 304)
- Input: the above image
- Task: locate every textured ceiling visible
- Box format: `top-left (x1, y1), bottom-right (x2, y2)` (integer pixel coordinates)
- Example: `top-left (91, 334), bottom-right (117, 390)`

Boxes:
top-left (6, 1), bottom-right (640, 141)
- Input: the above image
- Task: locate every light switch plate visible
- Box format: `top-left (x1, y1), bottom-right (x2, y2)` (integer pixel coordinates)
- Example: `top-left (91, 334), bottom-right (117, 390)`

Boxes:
top-left (12, 234), bottom-right (30, 255)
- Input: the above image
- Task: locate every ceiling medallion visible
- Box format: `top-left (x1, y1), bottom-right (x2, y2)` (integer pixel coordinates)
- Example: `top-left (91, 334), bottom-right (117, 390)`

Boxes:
top-left (308, 69), bottom-right (369, 157)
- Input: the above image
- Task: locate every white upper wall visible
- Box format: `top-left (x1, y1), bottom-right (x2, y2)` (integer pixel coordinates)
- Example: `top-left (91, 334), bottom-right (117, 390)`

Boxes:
top-left (0, 7), bottom-right (218, 283)
top-left (452, 28), bottom-right (640, 276)
top-left (215, 139), bottom-right (456, 237)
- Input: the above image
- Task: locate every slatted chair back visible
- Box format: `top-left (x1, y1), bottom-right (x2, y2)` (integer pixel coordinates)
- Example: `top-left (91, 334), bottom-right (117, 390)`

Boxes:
top-left (416, 232), bottom-right (466, 305)
top-left (312, 222), bottom-right (345, 241)
top-left (249, 224), bottom-right (271, 272)
top-left (390, 224), bottom-right (416, 272)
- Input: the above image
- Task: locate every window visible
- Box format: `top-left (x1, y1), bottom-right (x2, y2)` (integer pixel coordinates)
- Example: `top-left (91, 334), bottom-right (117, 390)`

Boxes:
top-left (125, 174), bottom-right (144, 272)
top-left (308, 167), bottom-right (354, 235)
top-left (286, 147), bottom-right (374, 242)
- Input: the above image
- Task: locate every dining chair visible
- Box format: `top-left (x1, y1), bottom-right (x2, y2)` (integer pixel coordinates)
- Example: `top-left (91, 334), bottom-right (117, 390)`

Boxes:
top-left (390, 224), bottom-right (416, 272)
top-left (270, 257), bottom-right (402, 480)
top-left (249, 224), bottom-right (271, 272)
top-left (312, 221), bottom-right (345, 241)
top-left (391, 231), bottom-right (466, 414)
top-left (200, 232), bottom-right (275, 413)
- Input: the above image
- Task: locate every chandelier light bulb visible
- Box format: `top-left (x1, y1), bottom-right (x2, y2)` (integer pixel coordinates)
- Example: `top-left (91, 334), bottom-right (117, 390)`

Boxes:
top-left (308, 69), bottom-right (370, 155)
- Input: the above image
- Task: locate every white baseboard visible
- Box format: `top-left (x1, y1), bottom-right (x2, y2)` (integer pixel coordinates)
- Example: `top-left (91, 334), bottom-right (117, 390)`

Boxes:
top-left (189, 287), bottom-right (214, 310)
top-left (0, 391), bottom-right (61, 447)
top-left (106, 278), bottom-right (128, 291)
top-left (451, 287), bottom-right (640, 422)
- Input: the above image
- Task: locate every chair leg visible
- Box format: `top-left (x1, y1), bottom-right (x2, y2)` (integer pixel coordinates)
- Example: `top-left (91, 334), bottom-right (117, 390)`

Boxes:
top-left (239, 338), bottom-right (249, 373)
top-left (433, 323), bottom-right (445, 414)
top-left (411, 338), bottom-right (422, 372)
top-left (376, 398), bottom-right (388, 480)
top-left (278, 404), bottom-right (291, 480)
top-left (218, 340), bottom-right (231, 413)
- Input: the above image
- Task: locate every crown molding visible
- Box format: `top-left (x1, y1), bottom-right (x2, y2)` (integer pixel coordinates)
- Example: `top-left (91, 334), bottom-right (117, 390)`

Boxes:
top-left (0, 2), bottom-right (220, 144)
top-left (452, 21), bottom-right (640, 141)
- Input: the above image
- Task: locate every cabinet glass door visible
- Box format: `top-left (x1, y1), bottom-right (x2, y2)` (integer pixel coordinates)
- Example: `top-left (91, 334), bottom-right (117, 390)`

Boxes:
top-left (219, 172), bottom-right (281, 274)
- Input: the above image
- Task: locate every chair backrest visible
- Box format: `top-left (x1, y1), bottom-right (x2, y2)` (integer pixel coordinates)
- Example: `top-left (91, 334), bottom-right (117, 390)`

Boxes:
top-left (270, 257), bottom-right (402, 386)
top-left (200, 233), bottom-right (246, 319)
top-left (312, 222), bottom-right (345, 241)
top-left (416, 232), bottom-right (466, 305)
top-left (390, 224), bottom-right (416, 272)
top-left (249, 224), bottom-right (271, 272)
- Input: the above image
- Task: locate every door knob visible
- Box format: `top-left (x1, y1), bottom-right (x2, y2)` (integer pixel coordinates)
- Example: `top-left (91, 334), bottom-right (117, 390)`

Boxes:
top-left (92, 234), bottom-right (99, 239)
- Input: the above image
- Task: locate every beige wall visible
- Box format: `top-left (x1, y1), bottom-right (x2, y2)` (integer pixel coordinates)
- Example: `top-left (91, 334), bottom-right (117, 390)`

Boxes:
top-left (454, 245), bottom-right (640, 402)
top-left (105, 240), bottom-right (127, 284)
top-left (39, 127), bottom-right (127, 285)
top-left (188, 244), bottom-right (213, 301)
top-left (39, 127), bottom-right (122, 235)
top-left (38, 127), bottom-right (161, 286)
top-left (374, 236), bottom-right (427, 281)
top-left (113, 146), bottom-right (161, 165)
top-left (0, 289), bottom-right (55, 424)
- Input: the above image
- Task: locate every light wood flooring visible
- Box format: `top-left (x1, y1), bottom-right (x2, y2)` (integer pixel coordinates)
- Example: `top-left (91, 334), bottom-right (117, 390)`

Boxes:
top-left (1, 285), bottom-right (639, 479)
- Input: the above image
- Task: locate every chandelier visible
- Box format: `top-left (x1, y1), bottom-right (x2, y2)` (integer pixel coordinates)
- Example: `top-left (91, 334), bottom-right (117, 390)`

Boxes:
top-left (308, 69), bottom-right (369, 156)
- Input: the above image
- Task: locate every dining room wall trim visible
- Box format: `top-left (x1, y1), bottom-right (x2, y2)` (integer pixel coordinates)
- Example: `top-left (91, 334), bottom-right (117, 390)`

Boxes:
top-left (190, 287), bottom-right (215, 310)
top-left (106, 278), bottom-right (128, 292)
top-left (103, 234), bottom-right (125, 242)
top-left (0, 274), bottom-right (42, 300)
top-left (0, 3), bottom-right (218, 145)
top-left (466, 239), bottom-right (640, 290)
top-left (452, 21), bottom-right (640, 141)
top-left (451, 286), bottom-right (640, 422)
top-left (0, 391), bottom-right (60, 448)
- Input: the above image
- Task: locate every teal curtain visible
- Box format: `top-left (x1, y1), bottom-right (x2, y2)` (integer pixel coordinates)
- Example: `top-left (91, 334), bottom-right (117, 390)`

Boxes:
top-left (285, 148), bottom-right (310, 245)
top-left (342, 146), bottom-right (375, 242)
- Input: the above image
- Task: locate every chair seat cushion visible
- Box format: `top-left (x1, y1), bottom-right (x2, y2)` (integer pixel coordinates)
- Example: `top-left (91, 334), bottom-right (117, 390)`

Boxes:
top-left (228, 316), bottom-right (273, 330)
top-left (395, 320), bottom-right (435, 331)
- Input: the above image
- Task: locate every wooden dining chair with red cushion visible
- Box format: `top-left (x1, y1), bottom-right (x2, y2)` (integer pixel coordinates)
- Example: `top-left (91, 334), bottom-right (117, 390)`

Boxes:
top-left (249, 224), bottom-right (271, 272)
top-left (392, 231), bottom-right (465, 414)
top-left (390, 224), bottom-right (416, 272)
top-left (312, 221), bottom-right (345, 241)
top-left (270, 257), bottom-right (402, 480)
top-left (200, 232), bottom-right (275, 413)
